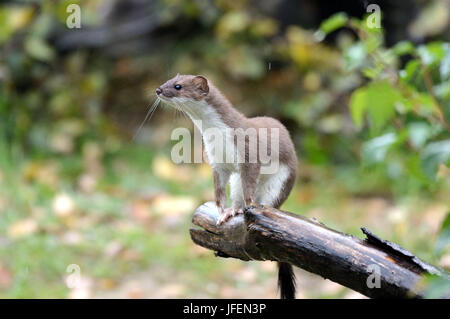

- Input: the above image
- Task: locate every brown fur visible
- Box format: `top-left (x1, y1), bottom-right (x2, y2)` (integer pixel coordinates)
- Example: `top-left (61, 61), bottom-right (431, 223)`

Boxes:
top-left (157, 74), bottom-right (297, 208)
top-left (157, 74), bottom-right (298, 299)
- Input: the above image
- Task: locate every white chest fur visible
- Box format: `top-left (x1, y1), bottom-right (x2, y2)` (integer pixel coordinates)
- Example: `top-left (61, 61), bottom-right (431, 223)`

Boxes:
top-left (170, 96), bottom-right (292, 209)
top-left (172, 97), bottom-right (238, 171)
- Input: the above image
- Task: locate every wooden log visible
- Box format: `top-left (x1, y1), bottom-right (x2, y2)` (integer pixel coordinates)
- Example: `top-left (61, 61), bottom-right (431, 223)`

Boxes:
top-left (190, 202), bottom-right (449, 298)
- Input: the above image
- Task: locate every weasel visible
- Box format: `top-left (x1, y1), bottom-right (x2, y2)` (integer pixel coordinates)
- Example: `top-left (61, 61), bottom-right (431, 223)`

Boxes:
top-left (156, 74), bottom-right (298, 299)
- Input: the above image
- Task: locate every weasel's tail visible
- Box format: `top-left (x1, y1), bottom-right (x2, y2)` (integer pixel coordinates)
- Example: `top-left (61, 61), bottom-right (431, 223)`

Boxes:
top-left (278, 262), bottom-right (296, 299)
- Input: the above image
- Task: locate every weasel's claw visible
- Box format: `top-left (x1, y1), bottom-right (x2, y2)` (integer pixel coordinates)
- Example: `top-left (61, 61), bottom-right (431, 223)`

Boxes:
top-left (216, 208), bottom-right (243, 225)
top-left (216, 212), bottom-right (229, 225)
top-left (231, 208), bottom-right (243, 217)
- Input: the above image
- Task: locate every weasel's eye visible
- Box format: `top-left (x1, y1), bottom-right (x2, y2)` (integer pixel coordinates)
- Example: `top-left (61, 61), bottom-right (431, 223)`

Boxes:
top-left (174, 84), bottom-right (182, 90)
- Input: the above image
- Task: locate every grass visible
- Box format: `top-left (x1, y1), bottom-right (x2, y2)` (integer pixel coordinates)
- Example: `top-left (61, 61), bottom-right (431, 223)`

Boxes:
top-left (0, 140), bottom-right (448, 298)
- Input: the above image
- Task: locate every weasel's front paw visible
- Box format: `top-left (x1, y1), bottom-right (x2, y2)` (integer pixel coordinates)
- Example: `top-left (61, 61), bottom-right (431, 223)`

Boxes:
top-left (216, 207), bottom-right (243, 225)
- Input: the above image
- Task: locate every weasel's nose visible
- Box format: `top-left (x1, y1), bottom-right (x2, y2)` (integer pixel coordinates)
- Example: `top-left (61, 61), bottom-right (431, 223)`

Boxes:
top-left (156, 87), bottom-right (162, 95)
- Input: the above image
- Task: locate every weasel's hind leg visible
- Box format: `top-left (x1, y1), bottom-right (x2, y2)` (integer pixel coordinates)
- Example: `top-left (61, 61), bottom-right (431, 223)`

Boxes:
top-left (255, 165), bottom-right (297, 299)
top-left (255, 166), bottom-right (297, 299)
top-left (255, 164), bottom-right (292, 208)
top-left (229, 173), bottom-right (245, 209)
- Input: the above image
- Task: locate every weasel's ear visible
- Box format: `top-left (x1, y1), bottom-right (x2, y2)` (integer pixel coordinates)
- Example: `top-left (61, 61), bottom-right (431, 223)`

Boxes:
top-left (193, 75), bottom-right (209, 94)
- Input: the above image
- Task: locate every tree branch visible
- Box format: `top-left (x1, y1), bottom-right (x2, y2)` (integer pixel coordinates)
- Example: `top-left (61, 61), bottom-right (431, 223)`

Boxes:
top-left (190, 202), bottom-right (449, 298)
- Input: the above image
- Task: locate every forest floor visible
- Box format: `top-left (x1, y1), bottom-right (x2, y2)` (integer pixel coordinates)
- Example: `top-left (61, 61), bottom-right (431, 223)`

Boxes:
top-left (0, 142), bottom-right (448, 298)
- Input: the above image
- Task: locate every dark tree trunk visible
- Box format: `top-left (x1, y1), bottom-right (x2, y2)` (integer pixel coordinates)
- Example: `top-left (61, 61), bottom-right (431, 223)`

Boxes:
top-left (190, 202), bottom-right (449, 298)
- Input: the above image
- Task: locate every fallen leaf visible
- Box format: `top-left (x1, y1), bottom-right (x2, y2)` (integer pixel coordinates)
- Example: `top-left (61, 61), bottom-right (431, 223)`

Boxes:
top-left (152, 156), bottom-right (178, 180)
top-left (151, 194), bottom-right (197, 217)
top-left (22, 161), bottom-right (59, 187)
top-left (152, 156), bottom-right (192, 183)
top-left (99, 278), bottom-right (117, 290)
top-left (8, 219), bottom-right (38, 239)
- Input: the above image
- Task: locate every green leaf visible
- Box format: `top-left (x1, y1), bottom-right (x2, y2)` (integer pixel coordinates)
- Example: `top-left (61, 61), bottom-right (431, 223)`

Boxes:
top-left (361, 132), bottom-right (397, 164)
top-left (319, 12), bottom-right (348, 35)
top-left (363, 31), bottom-right (383, 53)
top-left (24, 36), bottom-right (55, 62)
top-left (408, 122), bottom-right (433, 149)
top-left (362, 66), bottom-right (382, 79)
top-left (392, 41), bottom-right (415, 56)
top-left (399, 60), bottom-right (420, 82)
top-left (349, 81), bottom-right (403, 131)
top-left (418, 42), bottom-right (445, 66)
top-left (344, 42), bottom-right (367, 71)
top-left (349, 87), bottom-right (367, 128)
top-left (405, 154), bottom-right (431, 184)
top-left (435, 212), bottom-right (450, 256)
top-left (420, 140), bottom-right (450, 178)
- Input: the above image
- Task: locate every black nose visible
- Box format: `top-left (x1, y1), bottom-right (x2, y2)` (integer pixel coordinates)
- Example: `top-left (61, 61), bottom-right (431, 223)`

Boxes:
top-left (156, 88), bottom-right (162, 95)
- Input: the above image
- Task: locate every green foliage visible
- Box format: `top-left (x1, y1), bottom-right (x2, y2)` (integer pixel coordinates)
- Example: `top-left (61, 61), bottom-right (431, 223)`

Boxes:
top-left (0, 1), bottom-right (449, 298)
top-left (327, 14), bottom-right (450, 298)
top-left (421, 140), bottom-right (450, 177)
top-left (350, 81), bottom-right (403, 132)
top-left (361, 132), bottom-right (397, 164)
top-left (328, 13), bottom-right (450, 185)
top-left (317, 12), bottom-right (348, 37)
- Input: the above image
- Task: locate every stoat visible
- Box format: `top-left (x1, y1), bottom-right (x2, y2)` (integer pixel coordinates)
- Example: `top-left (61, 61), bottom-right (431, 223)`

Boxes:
top-left (156, 74), bottom-right (298, 299)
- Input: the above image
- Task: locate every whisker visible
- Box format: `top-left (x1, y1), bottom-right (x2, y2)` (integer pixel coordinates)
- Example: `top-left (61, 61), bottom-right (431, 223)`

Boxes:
top-left (180, 108), bottom-right (189, 121)
top-left (172, 105), bottom-right (179, 125)
top-left (172, 98), bottom-right (192, 118)
top-left (132, 97), bottom-right (161, 141)
top-left (173, 99), bottom-right (191, 122)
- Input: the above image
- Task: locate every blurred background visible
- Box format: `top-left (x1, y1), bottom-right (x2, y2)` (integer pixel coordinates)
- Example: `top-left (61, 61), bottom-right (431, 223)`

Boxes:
top-left (0, 0), bottom-right (449, 298)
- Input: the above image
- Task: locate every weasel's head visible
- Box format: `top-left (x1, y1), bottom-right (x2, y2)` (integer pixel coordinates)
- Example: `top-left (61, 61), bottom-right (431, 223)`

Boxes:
top-left (156, 74), bottom-right (209, 102)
